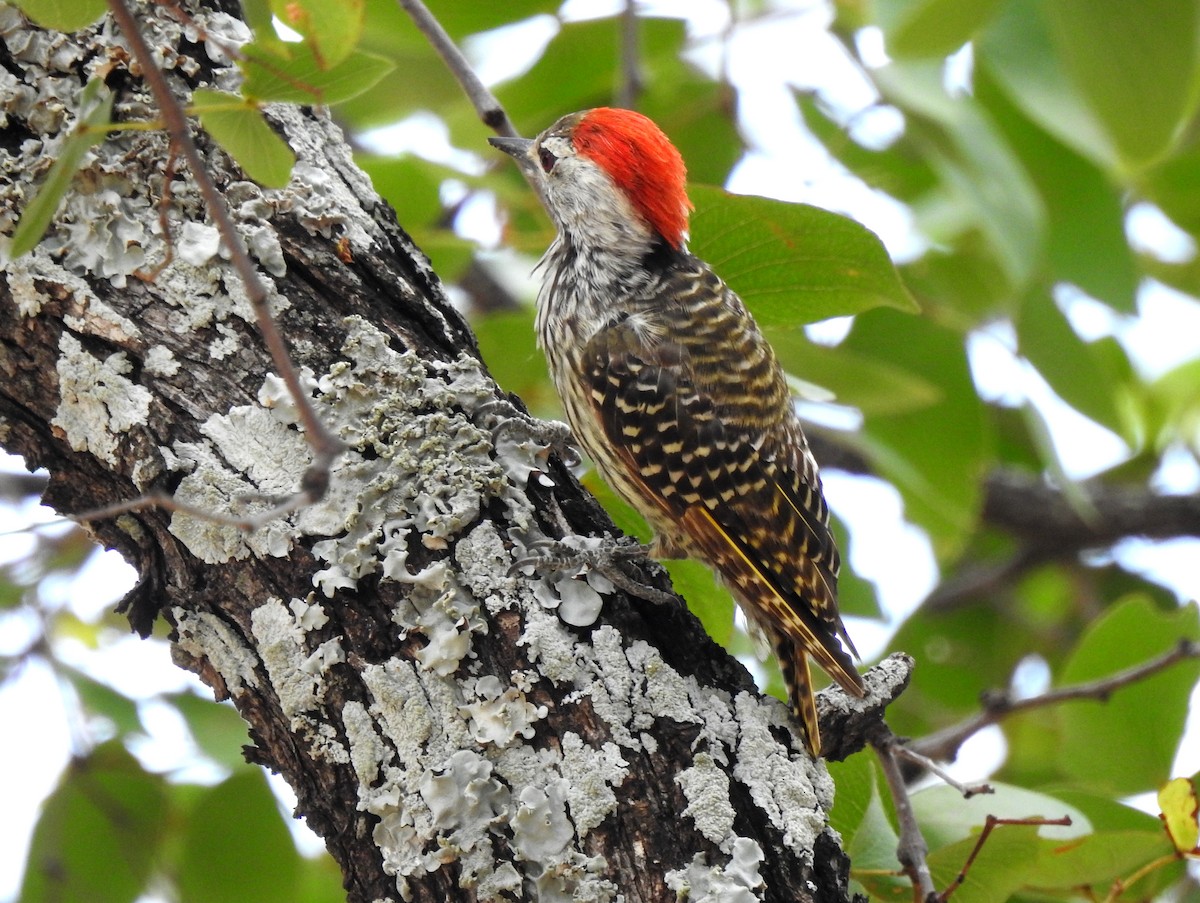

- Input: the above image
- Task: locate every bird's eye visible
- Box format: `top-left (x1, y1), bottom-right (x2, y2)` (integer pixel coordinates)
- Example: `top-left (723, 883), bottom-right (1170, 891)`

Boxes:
top-left (538, 147), bottom-right (557, 173)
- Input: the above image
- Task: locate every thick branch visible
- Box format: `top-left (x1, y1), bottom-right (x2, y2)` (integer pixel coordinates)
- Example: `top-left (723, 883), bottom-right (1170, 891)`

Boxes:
top-left (0, 5), bottom-right (860, 901)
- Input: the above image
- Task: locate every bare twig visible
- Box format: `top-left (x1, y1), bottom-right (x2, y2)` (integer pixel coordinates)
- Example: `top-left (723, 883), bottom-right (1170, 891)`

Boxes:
top-left (937, 815), bottom-right (1072, 903)
top-left (102, 0), bottom-right (344, 522)
top-left (395, 0), bottom-right (517, 136)
top-left (617, 0), bottom-right (642, 109)
top-left (874, 732), bottom-right (938, 903)
top-left (395, 0), bottom-right (551, 210)
top-left (908, 639), bottom-right (1200, 762)
top-left (893, 745), bottom-right (993, 799)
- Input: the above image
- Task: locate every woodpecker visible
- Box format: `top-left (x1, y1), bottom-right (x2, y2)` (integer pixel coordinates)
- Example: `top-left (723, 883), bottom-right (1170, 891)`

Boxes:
top-left (491, 108), bottom-right (863, 757)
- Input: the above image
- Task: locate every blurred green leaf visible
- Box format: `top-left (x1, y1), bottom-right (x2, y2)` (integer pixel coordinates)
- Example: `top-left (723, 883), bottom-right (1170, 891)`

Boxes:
top-left (1146, 357), bottom-right (1200, 453)
top-left (168, 691), bottom-right (253, 770)
top-left (976, 0), bottom-right (1117, 171)
top-left (913, 782), bottom-right (1089, 850)
top-left (1045, 0), bottom-right (1200, 170)
top-left (888, 604), bottom-right (1025, 736)
top-left (662, 559), bottom-right (735, 646)
top-left (240, 40), bottom-right (395, 105)
top-left (796, 93), bottom-right (939, 204)
top-left (1145, 148), bottom-right (1200, 236)
top-left (767, 332), bottom-right (942, 416)
top-left (841, 309), bottom-right (989, 559)
top-left (1015, 289), bottom-right (1129, 438)
top-left (176, 771), bottom-right (301, 903)
top-left (471, 308), bottom-right (558, 418)
top-left (422, 0), bottom-right (556, 40)
top-left (976, 64), bottom-right (1138, 312)
top-left (875, 59), bottom-right (1045, 291)
top-left (20, 742), bottom-right (167, 903)
top-left (1057, 596), bottom-right (1200, 796)
top-left (269, 0), bottom-right (364, 70)
top-left (65, 667), bottom-right (143, 737)
top-left (829, 756), bottom-right (905, 899)
top-left (875, 0), bottom-right (1005, 58)
top-left (10, 0), bottom-right (105, 31)
top-left (11, 79), bottom-right (112, 258)
top-left (925, 824), bottom-right (1041, 903)
top-left (496, 18), bottom-right (688, 135)
top-left (1034, 830), bottom-right (1177, 891)
top-left (690, 186), bottom-right (917, 327)
top-left (192, 89), bottom-right (296, 189)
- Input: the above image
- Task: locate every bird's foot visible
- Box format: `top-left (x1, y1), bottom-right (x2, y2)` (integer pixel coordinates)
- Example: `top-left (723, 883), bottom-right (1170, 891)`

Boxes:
top-left (512, 534), bottom-right (679, 607)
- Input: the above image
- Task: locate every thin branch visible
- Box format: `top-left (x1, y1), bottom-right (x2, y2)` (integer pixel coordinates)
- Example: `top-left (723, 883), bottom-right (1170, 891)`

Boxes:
top-left (395, 0), bottom-right (517, 136)
top-left (908, 638), bottom-right (1200, 762)
top-left (893, 745), bottom-right (993, 800)
top-left (102, 0), bottom-right (344, 520)
top-left (617, 0), bottom-right (642, 109)
top-left (395, 0), bottom-right (549, 210)
top-left (937, 816), bottom-right (1073, 903)
top-left (873, 731), bottom-right (937, 903)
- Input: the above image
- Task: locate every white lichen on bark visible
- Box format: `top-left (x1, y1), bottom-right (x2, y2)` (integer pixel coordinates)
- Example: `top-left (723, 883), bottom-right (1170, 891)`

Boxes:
top-left (52, 332), bottom-right (152, 466)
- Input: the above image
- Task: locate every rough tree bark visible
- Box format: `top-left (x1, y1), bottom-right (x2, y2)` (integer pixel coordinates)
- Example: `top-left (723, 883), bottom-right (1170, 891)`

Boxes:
top-left (0, 3), bottom-right (904, 901)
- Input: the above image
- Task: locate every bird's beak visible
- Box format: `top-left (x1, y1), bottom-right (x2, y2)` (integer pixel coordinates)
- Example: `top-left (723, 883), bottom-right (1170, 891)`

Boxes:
top-left (489, 136), bottom-right (534, 158)
top-left (489, 136), bottom-right (539, 178)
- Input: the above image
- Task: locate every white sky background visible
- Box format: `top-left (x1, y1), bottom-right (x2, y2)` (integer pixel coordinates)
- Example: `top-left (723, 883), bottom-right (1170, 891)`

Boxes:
top-left (3, 0), bottom-right (1200, 898)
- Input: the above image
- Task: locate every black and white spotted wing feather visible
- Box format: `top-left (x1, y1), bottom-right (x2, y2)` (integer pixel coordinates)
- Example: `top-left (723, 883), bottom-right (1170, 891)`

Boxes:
top-left (575, 256), bottom-right (863, 754)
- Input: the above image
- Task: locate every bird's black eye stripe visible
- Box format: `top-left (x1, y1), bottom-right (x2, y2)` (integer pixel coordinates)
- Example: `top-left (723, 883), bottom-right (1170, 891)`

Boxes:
top-left (539, 146), bottom-right (557, 173)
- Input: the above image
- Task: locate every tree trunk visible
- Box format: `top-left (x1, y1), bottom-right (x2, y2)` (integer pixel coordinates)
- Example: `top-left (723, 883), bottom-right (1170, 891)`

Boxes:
top-left (0, 4), bottom-right (879, 900)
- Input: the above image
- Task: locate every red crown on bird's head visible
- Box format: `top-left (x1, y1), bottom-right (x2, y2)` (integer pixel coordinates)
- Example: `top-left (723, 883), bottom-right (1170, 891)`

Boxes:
top-left (571, 108), bottom-right (692, 249)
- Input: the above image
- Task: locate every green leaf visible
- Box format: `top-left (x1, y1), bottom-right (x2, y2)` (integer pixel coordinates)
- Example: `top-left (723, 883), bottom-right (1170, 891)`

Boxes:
top-left (688, 185), bottom-right (917, 327)
top-left (975, 64), bottom-right (1138, 312)
top-left (875, 0), bottom-right (1006, 58)
top-left (874, 59), bottom-right (1045, 291)
top-left (1029, 829), bottom-right (1176, 889)
top-left (496, 18), bottom-right (689, 136)
top-left (1146, 356), bottom-right (1200, 452)
top-left (796, 92), bottom-right (939, 204)
top-left (887, 603), bottom-right (1029, 737)
top-left (471, 309), bottom-right (559, 419)
top-left (269, 0), bottom-right (364, 69)
top-left (1145, 147), bottom-right (1200, 236)
top-left (240, 40), bottom-right (395, 106)
top-left (20, 742), bottom-right (168, 903)
top-left (10, 0), bottom-right (106, 32)
top-left (662, 559), bottom-right (735, 646)
top-left (1057, 596), bottom-right (1200, 796)
top-left (1044, 0), bottom-right (1200, 170)
top-left (832, 759), bottom-right (906, 899)
top-left (192, 89), bottom-right (295, 189)
top-left (65, 667), bottom-right (143, 737)
top-left (176, 771), bottom-right (301, 903)
top-left (925, 824), bottom-right (1042, 903)
top-left (912, 782), bottom-right (1090, 850)
top-left (424, 0), bottom-right (556, 40)
top-left (1015, 289), bottom-right (1129, 438)
top-left (167, 691), bottom-right (253, 770)
top-left (10, 78), bottom-right (112, 258)
top-left (976, 0), bottom-right (1118, 171)
top-left (840, 309), bottom-right (989, 559)
top-left (765, 331), bottom-right (942, 416)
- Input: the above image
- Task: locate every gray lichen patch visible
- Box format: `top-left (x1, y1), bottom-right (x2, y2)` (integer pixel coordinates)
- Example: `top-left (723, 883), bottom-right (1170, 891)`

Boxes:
top-left (250, 596), bottom-right (348, 764)
top-left (171, 606), bottom-right (260, 697)
top-left (665, 837), bottom-right (765, 903)
top-left (676, 752), bottom-right (736, 848)
top-left (52, 332), bottom-right (152, 467)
